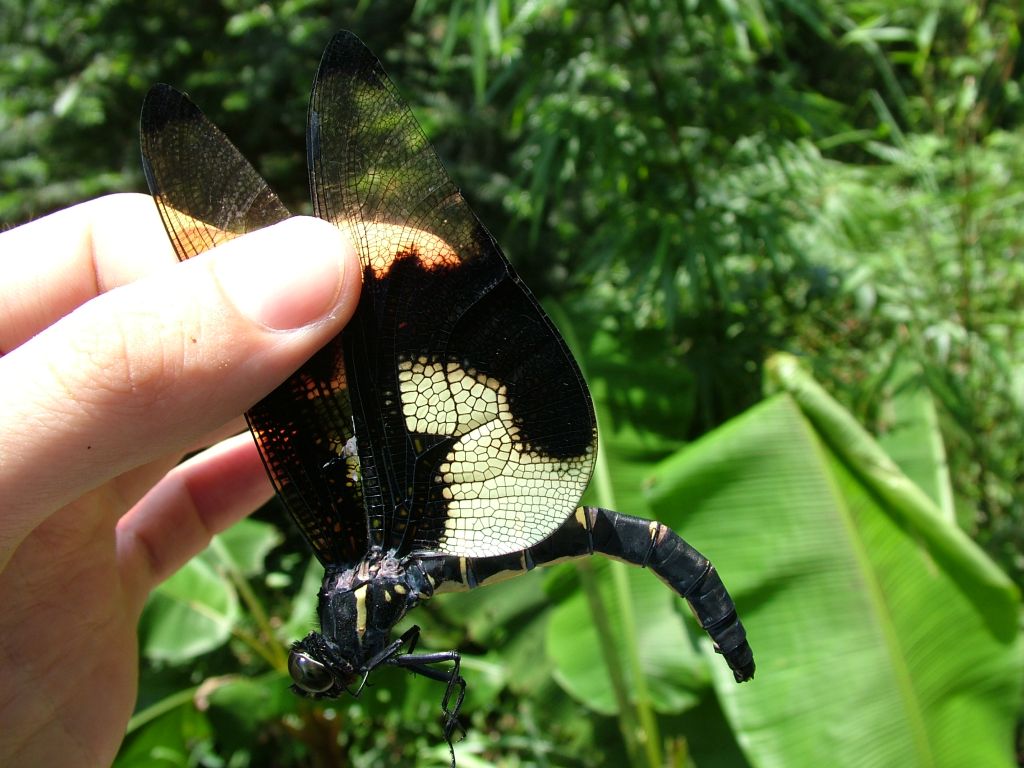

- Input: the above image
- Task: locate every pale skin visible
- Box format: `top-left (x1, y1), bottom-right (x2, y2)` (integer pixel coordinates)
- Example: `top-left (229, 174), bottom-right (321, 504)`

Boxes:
top-left (0, 193), bottom-right (360, 766)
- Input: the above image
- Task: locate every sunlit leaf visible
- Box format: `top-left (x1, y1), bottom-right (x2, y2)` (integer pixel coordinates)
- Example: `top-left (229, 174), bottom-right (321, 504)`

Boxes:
top-left (205, 517), bottom-right (284, 576)
top-left (138, 557), bottom-right (239, 662)
top-left (547, 560), bottom-right (705, 715)
top-left (279, 556), bottom-right (324, 642)
top-left (876, 361), bottom-right (955, 520)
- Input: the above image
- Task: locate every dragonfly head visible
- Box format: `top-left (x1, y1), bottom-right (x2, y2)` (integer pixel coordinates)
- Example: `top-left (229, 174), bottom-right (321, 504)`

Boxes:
top-left (288, 632), bottom-right (357, 697)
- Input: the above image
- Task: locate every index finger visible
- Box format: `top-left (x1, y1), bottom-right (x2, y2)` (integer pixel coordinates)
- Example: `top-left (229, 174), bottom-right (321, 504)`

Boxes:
top-left (0, 193), bottom-right (176, 353)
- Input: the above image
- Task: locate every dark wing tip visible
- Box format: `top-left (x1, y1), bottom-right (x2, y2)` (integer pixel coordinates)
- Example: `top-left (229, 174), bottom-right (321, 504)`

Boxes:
top-left (140, 84), bottom-right (202, 193)
top-left (140, 83), bottom-right (198, 134)
top-left (316, 29), bottom-right (382, 84)
top-left (327, 29), bottom-right (362, 48)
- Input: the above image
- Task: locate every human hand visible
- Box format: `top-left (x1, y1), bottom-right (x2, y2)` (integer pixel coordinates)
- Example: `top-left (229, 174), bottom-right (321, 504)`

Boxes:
top-left (0, 193), bottom-right (359, 767)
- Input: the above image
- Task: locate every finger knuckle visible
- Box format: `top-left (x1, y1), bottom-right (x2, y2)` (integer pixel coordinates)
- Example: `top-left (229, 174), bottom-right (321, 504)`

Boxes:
top-left (64, 302), bottom-right (191, 416)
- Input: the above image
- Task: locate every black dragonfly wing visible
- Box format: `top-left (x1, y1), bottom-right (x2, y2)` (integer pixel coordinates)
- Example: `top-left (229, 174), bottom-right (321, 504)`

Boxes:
top-left (140, 84), bottom-right (367, 567)
top-left (308, 31), bottom-right (597, 558)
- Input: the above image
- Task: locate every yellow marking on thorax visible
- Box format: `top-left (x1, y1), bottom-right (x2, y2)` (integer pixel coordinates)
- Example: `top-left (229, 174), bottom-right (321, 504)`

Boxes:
top-left (354, 585), bottom-right (368, 636)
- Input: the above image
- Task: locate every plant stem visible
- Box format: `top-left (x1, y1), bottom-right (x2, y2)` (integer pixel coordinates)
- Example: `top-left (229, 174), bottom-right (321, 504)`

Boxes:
top-left (548, 300), bottom-right (664, 767)
top-left (590, 438), bottom-right (664, 768)
top-left (210, 537), bottom-right (289, 671)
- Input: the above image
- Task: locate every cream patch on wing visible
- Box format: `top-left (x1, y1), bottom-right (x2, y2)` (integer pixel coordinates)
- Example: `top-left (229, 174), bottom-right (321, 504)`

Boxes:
top-left (398, 357), bottom-right (593, 557)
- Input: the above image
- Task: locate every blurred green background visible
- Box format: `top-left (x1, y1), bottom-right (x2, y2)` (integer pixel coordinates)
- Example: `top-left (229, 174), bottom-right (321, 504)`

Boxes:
top-left (3, 1), bottom-right (1023, 766)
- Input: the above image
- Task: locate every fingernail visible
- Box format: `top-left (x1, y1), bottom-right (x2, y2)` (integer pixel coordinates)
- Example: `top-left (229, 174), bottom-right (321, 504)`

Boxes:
top-left (215, 217), bottom-right (349, 330)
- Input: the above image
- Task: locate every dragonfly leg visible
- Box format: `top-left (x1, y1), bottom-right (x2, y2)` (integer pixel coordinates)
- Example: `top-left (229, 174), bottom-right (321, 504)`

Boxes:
top-left (391, 649), bottom-right (466, 759)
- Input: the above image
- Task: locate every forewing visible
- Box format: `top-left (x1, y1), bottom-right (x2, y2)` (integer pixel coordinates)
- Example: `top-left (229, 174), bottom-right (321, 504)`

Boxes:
top-left (307, 31), bottom-right (597, 558)
top-left (140, 84), bottom-right (290, 258)
top-left (140, 85), bottom-right (367, 566)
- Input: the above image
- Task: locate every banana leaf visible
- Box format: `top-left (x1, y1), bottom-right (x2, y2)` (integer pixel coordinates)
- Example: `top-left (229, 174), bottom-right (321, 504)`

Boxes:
top-left (876, 361), bottom-right (955, 521)
top-left (638, 353), bottom-right (1022, 767)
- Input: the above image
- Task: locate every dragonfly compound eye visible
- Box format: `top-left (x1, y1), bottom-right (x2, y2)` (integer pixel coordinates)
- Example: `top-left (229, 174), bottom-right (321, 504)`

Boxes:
top-left (288, 651), bottom-right (334, 694)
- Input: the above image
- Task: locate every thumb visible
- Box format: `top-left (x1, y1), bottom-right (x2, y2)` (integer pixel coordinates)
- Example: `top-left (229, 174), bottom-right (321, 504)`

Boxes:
top-left (0, 216), bottom-right (359, 539)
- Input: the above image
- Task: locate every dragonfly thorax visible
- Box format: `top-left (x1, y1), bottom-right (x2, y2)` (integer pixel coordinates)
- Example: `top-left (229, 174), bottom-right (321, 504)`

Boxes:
top-left (288, 552), bottom-right (433, 698)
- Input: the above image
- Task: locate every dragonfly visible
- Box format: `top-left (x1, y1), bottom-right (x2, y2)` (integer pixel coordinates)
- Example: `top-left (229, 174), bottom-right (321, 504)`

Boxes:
top-left (140, 29), bottom-right (754, 765)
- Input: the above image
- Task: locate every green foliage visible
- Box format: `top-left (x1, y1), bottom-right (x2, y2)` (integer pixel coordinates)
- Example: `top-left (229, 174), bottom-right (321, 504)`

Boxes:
top-left (402, 2), bottom-right (1024, 576)
top-left (5, 0), bottom-right (1024, 764)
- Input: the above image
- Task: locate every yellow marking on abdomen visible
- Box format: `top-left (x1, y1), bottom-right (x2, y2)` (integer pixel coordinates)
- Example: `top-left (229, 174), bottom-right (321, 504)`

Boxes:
top-left (477, 569), bottom-right (521, 587)
top-left (575, 507), bottom-right (589, 529)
